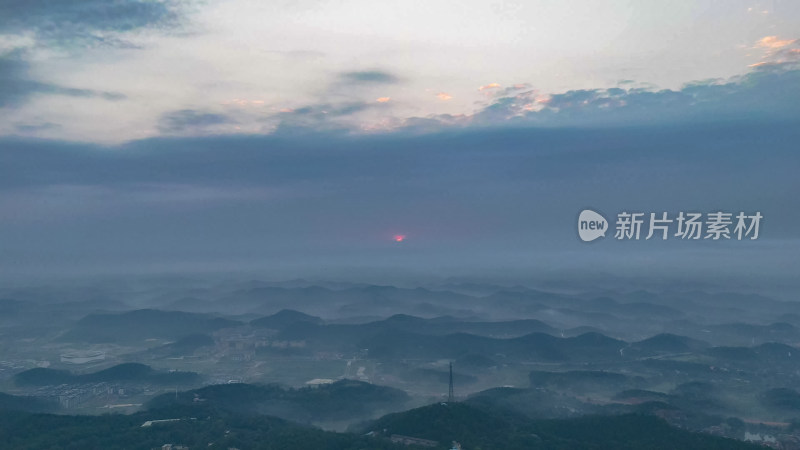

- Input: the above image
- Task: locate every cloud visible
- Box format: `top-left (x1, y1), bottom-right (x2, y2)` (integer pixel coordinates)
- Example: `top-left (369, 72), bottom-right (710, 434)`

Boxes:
top-left (1, 118), bottom-right (795, 204)
top-left (0, 0), bottom-right (187, 112)
top-left (167, 58), bottom-right (800, 141)
top-left (15, 122), bottom-right (61, 133)
top-left (339, 70), bottom-right (400, 84)
top-left (262, 49), bottom-right (326, 59)
top-left (158, 109), bottom-right (235, 133)
top-left (321, 71), bottom-right (402, 110)
top-left (146, 55), bottom-right (800, 140)
top-left (0, 52), bottom-right (126, 108)
top-left (0, 119), bottom-right (797, 280)
top-left (309, 60), bottom-right (787, 137)
top-left (268, 101), bottom-right (387, 134)
top-left (0, 0), bottom-right (181, 47)
top-left (748, 36), bottom-right (800, 68)
top-left (423, 61), bottom-right (800, 129)
top-left (295, 102), bottom-right (371, 117)
top-left (756, 36), bottom-right (796, 50)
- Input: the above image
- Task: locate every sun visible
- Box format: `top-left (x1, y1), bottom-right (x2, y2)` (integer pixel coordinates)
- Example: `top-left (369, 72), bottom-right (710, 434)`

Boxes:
top-left (393, 234), bottom-right (406, 242)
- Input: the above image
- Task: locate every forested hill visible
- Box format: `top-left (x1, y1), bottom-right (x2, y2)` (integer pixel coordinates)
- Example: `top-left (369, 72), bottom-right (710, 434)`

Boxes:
top-left (0, 397), bottom-right (761, 449)
top-left (361, 402), bottom-right (760, 450)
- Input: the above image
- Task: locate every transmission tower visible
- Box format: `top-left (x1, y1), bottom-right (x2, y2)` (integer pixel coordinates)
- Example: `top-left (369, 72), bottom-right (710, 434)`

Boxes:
top-left (448, 361), bottom-right (454, 403)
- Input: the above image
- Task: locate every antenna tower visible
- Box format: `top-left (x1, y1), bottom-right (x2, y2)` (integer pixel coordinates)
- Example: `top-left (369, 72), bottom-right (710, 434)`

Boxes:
top-left (448, 362), bottom-right (454, 402)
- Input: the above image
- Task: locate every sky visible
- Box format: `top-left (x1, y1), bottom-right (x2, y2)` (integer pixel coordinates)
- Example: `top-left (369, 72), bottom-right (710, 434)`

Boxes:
top-left (1, 0), bottom-right (799, 290)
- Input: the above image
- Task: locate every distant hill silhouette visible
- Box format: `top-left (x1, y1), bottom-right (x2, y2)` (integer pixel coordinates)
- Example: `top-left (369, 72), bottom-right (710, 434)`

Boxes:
top-left (630, 333), bottom-right (709, 354)
top-left (364, 330), bottom-right (624, 362)
top-left (273, 313), bottom-right (558, 347)
top-left (250, 309), bottom-right (323, 329)
top-left (14, 363), bottom-right (200, 386)
top-left (147, 379), bottom-right (409, 424)
top-left (60, 309), bottom-right (240, 343)
top-left (529, 370), bottom-right (642, 393)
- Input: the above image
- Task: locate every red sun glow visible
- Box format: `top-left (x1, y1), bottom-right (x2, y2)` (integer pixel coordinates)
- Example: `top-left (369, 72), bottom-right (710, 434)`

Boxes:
top-left (393, 234), bottom-right (406, 242)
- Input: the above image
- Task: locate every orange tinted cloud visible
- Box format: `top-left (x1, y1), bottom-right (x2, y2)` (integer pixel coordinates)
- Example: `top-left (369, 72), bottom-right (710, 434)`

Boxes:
top-left (436, 92), bottom-right (453, 100)
top-left (478, 83), bottom-right (501, 91)
top-left (376, 97), bottom-right (391, 103)
top-left (757, 36), bottom-right (796, 49)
